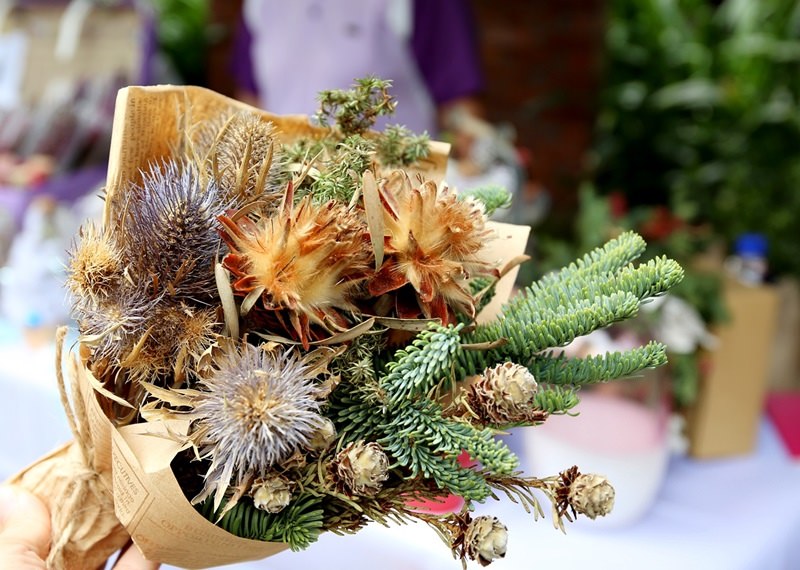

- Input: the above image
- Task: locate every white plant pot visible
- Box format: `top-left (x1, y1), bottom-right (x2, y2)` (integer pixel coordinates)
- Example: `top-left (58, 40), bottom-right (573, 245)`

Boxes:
top-left (521, 391), bottom-right (671, 528)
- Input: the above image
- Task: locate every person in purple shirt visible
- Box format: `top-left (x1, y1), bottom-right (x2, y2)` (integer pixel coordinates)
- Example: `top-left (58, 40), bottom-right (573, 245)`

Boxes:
top-left (231, 0), bottom-right (485, 136)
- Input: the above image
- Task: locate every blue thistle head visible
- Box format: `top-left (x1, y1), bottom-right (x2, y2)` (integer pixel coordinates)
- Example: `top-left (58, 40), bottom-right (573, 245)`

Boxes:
top-left (121, 160), bottom-right (230, 302)
top-left (190, 342), bottom-right (326, 506)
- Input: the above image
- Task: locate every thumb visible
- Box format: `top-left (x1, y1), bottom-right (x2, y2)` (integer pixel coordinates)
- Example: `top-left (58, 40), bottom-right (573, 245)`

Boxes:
top-left (0, 485), bottom-right (51, 559)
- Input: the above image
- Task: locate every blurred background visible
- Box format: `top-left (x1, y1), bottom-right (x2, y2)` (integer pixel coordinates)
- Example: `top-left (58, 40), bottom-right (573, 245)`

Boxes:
top-left (1, 1), bottom-right (799, 569)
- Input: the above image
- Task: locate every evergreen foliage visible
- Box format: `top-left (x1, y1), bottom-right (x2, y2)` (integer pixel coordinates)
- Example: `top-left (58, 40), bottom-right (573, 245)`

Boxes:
top-left (380, 323), bottom-right (463, 406)
top-left (197, 494), bottom-right (325, 551)
top-left (459, 186), bottom-right (513, 217)
top-left (530, 341), bottom-right (668, 386)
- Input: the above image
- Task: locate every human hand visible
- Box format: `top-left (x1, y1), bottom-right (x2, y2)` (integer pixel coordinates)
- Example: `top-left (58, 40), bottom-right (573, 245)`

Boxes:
top-left (0, 485), bottom-right (50, 569)
top-left (0, 485), bottom-right (160, 570)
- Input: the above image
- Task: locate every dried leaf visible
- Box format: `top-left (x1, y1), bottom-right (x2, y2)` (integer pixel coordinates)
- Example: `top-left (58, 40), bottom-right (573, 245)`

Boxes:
top-left (240, 286), bottom-right (264, 316)
top-left (140, 382), bottom-right (198, 408)
top-left (373, 316), bottom-right (441, 331)
top-left (252, 317), bottom-right (376, 346)
top-left (500, 254), bottom-right (531, 278)
top-left (85, 367), bottom-right (136, 409)
top-left (362, 170), bottom-right (384, 270)
top-left (215, 262), bottom-right (240, 339)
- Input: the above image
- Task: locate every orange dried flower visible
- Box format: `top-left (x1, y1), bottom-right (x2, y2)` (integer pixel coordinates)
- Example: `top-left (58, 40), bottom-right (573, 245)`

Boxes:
top-left (219, 187), bottom-right (372, 347)
top-left (369, 173), bottom-right (495, 321)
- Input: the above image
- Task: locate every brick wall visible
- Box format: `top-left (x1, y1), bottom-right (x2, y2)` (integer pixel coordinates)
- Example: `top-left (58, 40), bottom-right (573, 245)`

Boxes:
top-left (469, 0), bottom-right (606, 221)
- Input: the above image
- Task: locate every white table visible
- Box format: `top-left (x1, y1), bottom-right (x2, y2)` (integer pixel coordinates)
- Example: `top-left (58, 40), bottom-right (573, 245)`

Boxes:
top-left (1, 326), bottom-right (798, 570)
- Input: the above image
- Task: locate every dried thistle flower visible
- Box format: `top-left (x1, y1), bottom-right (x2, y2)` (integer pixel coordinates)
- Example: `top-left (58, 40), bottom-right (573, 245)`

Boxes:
top-left (251, 475), bottom-right (293, 513)
top-left (568, 473), bottom-right (615, 520)
top-left (332, 441), bottom-right (389, 497)
top-left (464, 515), bottom-right (508, 567)
top-left (369, 173), bottom-right (495, 321)
top-left (120, 301), bottom-right (219, 384)
top-left (466, 362), bottom-right (546, 426)
top-left (219, 190), bottom-right (372, 348)
top-left (78, 284), bottom-right (161, 371)
top-left (207, 113), bottom-right (284, 208)
top-left (120, 160), bottom-right (228, 300)
top-left (189, 342), bottom-right (326, 506)
top-left (66, 221), bottom-right (122, 308)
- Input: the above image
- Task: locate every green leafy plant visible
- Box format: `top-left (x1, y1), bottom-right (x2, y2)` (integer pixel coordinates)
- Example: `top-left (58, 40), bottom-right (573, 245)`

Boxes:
top-left (593, 0), bottom-right (800, 278)
top-left (535, 185), bottom-right (724, 407)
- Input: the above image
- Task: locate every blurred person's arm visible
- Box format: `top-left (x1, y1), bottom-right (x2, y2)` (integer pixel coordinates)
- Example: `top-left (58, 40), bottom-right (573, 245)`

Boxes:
top-left (410, 0), bottom-right (485, 128)
top-left (231, 13), bottom-right (260, 107)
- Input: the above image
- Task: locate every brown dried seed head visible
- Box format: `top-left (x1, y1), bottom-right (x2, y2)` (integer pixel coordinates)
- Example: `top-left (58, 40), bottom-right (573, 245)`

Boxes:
top-left (211, 112), bottom-right (284, 207)
top-left (569, 473), bottom-right (615, 519)
top-left (466, 362), bottom-right (544, 426)
top-left (464, 515), bottom-right (508, 567)
top-left (332, 441), bottom-right (389, 497)
top-left (67, 222), bottom-right (122, 304)
top-left (251, 475), bottom-right (293, 513)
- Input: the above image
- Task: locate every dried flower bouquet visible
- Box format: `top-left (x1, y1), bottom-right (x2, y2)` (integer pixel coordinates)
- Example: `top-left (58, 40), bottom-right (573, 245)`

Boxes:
top-left (13, 78), bottom-right (683, 569)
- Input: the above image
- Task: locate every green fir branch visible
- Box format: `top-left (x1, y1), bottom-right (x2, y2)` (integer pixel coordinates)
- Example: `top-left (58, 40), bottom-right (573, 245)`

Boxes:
top-left (530, 341), bottom-right (668, 386)
top-left (380, 323), bottom-right (463, 406)
top-left (457, 291), bottom-right (641, 377)
top-left (376, 125), bottom-right (431, 166)
top-left (197, 494), bottom-right (325, 551)
top-left (517, 256), bottom-right (684, 315)
top-left (378, 400), bottom-right (517, 497)
top-left (455, 233), bottom-right (683, 380)
top-left (330, 388), bottom-right (388, 445)
top-left (385, 439), bottom-right (491, 501)
top-left (533, 385), bottom-right (581, 415)
top-left (540, 231), bottom-right (647, 286)
top-left (459, 186), bottom-right (512, 217)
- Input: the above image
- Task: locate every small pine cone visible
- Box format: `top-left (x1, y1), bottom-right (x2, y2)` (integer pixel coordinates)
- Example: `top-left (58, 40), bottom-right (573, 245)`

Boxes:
top-left (332, 441), bottom-right (389, 496)
top-left (306, 417), bottom-right (337, 453)
top-left (251, 476), bottom-right (293, 513)
top-left (464, 515), bottom-right (508, 567)
top-left (568, 473), bottom-right (615, 520)
top-left (467, 362), bottom-right (542, 425)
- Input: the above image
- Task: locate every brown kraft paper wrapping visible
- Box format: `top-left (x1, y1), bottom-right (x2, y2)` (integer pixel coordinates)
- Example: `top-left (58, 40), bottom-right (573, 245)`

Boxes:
top-left (7, 84), bottom-right (530, 569)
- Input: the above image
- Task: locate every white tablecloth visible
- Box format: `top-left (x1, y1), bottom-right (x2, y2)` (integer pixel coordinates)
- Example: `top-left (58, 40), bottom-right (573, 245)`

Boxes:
top-left (1, 328), bottom-right (798, 570)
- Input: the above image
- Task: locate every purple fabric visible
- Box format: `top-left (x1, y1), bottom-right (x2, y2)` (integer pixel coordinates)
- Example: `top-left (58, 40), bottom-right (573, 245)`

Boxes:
top-left (0, 165), bottom-right (106, 230)
top-left (411, 0), bottom-right (484, 105)
top-left (232, 0), bottom-right (483, 105)
top-left (232, 18), bottom-right (259, 95)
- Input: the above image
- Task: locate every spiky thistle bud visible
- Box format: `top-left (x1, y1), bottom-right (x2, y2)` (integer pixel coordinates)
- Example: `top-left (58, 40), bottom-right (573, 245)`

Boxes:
top-left (251, 475), bottom-right (293, 513)
top-left (67, 221), bottom-right (122, 309)
top-left (466, 362), bottom-right (545, 426)
top-left (189, 343), bottom-right (327, 506)
top-left (568, 473), bottom-right (615, 520)
top-left (207, 112), bottom-right (284, 209)
top-left (77, 283), bottom-right (161, 372)
top-left (464, 515), bottom-right (508, 567)
top-left (120, 160), bottom-right (229, 300)
top-left (332, 441), bottom-right (389, 497)
top-left (120, 301), bottom-right (219, 384)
